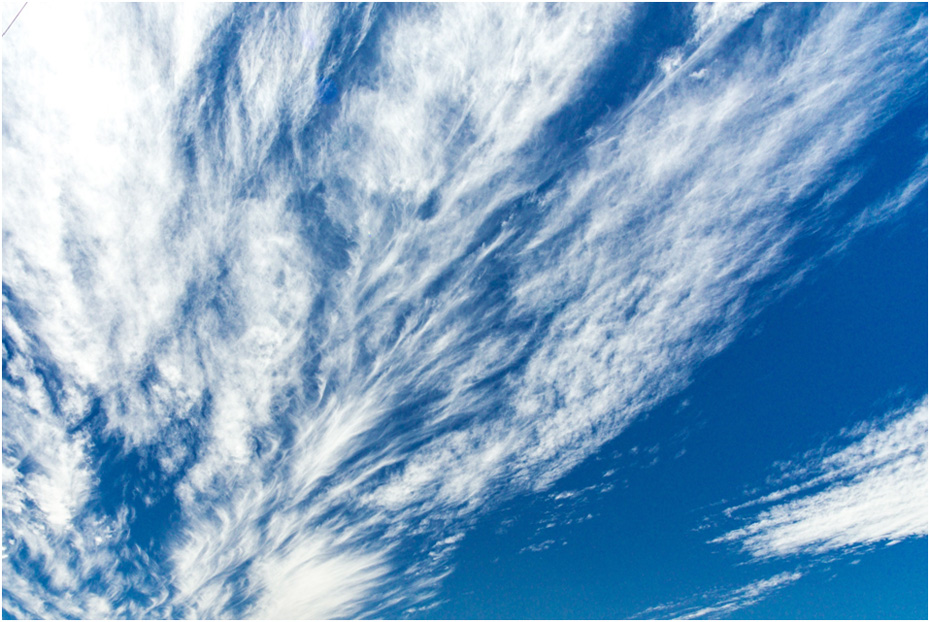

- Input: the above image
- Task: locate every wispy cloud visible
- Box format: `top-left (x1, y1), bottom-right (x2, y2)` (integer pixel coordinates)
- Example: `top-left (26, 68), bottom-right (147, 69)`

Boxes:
top-left (716, 397), bottom-right (928, 559)
top-left (3, 3), bottom-right (926, 618)
top-left (2, 309), bottom-right (169, 618)
top-left (637, 571), bottom-right (804, 620)
top-left (654, 397), bottom-right (928, 619)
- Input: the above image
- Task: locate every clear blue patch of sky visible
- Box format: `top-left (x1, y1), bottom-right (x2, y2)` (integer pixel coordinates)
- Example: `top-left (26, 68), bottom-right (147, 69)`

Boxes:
top-left (743, 538), bottom-right (928, 620)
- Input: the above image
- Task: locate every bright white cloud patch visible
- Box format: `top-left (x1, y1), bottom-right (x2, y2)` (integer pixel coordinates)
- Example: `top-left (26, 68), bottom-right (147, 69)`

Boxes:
top-left (2, 3), bottom-right (926, 618)
top-left (717, 398), bottom-right (929, 558)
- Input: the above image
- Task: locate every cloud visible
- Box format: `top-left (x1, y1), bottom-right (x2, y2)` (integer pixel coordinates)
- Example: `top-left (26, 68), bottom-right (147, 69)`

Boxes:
top-left (1, 310), bottom-right (168, 619)
top-left (829, 155), bottom-right (928, 256)
top-left (637, 571), bottom-right (804, 620)
top-left (716, 397), bottom-right (928, 559)
top-left (3, 3), bottom-right (926, 618)
top-left (692, 2), bottom-right (764, 43)
top-left (372, 2), bottom-right (928, 509)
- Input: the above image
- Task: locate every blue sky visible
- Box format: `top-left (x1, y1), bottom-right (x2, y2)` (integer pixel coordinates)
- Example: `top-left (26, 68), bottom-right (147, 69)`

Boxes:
top-left (2, 3), bottom-right (927, 619)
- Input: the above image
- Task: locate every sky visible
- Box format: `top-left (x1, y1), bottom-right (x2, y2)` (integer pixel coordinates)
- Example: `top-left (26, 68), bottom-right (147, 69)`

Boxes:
top-left (1, 2), bottom-right (927, 619)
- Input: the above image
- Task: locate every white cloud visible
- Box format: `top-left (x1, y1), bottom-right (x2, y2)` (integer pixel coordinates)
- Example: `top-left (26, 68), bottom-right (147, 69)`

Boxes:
top-left (1, 311), bottom-right (169, 619)
top-left (372, 2), bottom-right (928, 508)
top-left (829, 155), bottom-right (928, 256)
top-left (692, 2), bottom-right (764, 43)
top-left (638, 571), bottom-right (804, 620)
top-left (3, 3), bottom-right (925, 618)
top-left (716, 398), bottom-right (928, 558)
top-left (251, 534), bottom-right (389, 620)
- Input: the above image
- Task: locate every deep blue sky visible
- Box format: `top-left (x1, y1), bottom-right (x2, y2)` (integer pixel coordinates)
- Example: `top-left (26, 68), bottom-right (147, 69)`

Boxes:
top-left (2, 3), bottom-right (927, 619)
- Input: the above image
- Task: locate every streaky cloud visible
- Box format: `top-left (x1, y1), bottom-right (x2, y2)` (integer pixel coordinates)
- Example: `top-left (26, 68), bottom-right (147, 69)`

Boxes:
top-left (715, 397), bottom-right (928, 559)
top-left (635, 571), bottom-right (804, 620)
top-left (2, 3), bottom-right (926, 618)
